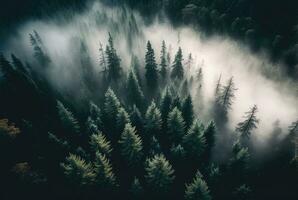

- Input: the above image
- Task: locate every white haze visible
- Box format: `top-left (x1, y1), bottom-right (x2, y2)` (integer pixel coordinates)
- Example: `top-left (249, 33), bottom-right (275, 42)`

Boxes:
top-left (2, 2), bottom-right (298, 148)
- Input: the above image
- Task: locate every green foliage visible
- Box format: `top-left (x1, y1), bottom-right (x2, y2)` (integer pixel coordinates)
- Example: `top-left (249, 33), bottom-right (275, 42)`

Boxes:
top-left (170, 144), bottom-right (186, 159)
top-left (185, 171), bottom-right (212, 200)
top-left (182, 95), bottom-right (194, 130)
top-left (89, 101), bottom-right (103, 129)
top-left (85, 117), bottom-right (99, 135)
top-left (145, 154), bottom-right (175, 193)
top-left (229, 141), bottom-right (250, 172)
top-left (130, 177), bottom-right (144, 199)
top-left (127, 70), bottom-right (144, 109)
top-left (233, 184), bottom-right (252, 200)
top-left (149, 136), bottom-right (162, 156)
top-left (57, 101), bottom-right (80, 134)
top-left (119, 123), bottom-right (143, 166)
top-left (236, 105), bottom-right (259, 139)
top-left (90, 132), bottom-right (112, 156)
top-left (171, 47), bottom-right (184, 80)
top-left (203, 121), bottom-right (216, 158)
top-left (145, 101), bottom-right (162, 137)
top-left (145, 41), bottom-right (158, 91)
top-left (167, 107), bottom-right (186, 144)
top-left (216, 77), bottom-right (237, 111)
top-left (160, 88), bottom-right (173, 126)
top-left (94, 152), bottom-right (117, 188)
top-left (105, 33), bottom-right (122, 81)
top-left (116, 107), bottom-right (131, 133)
top-left (104, 88), bottom-right (121, 131)
top-left (130, 105), bottom-right (144, 132)
top-left (61, 154), bottom-right (95, 187)
top-left (160, 40), bottom-right (168, 80)
top-left (183, 120), bottom-right (206, 159)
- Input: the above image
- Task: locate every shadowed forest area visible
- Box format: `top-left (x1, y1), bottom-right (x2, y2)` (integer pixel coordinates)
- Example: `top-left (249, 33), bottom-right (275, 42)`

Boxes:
top-left (0, 1), bottom-right (297, 200)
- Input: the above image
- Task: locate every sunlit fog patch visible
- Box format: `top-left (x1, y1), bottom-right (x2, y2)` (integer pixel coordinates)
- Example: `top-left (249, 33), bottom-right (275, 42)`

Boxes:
top-left (2, 1), bottom-right (297, 145)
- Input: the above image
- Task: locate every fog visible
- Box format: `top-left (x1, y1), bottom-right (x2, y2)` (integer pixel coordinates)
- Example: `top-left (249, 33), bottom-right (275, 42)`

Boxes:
top-left (1, 1), bottom-right (297, 149)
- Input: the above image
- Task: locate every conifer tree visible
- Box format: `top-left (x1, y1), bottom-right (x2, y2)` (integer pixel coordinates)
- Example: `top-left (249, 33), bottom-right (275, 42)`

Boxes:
top-left (130, 177), bottom-right (144, 199)
top-left (160, 40), bottom-right (168, 80)
top-left (105, 33), bottom-right (122, 81)
top-left (149, 136), bottom-right (162, 156)
top-left (119, 123), bottom-right (143, 166)
top-left (127, 70), bottom-right (144, 109)
top-left (130, 105), bottom-right (144, 133)
top-left (185, 171), bottom-right (211, 200)
top-left (90, 132), bottom-right (112, 157)
top-left (229, 141), bottom-right (250, 173)
top-left (183, 120), bottom-right (206, 160)
top-left (94, 152), bottom-right (117, 189)
top-left (217, 77), bottom-right (237, 111)
top-left (103, 88), bottom-right (121, 133)
top-left (160, 88), bottom-right (173, 128)
top-left (116, 107), bottom-right (131, 133)
top-left (85, 117), bottom-right (99, 135)
top-left (172, 95), bottom-right (182, 110)
top-left (171, 47), bottom-right (184, 80)
top-left (29, 32), bottom-right (50, 65)
top-left (145, 101), bottom-right (162, 138)
top-left (167, 107), bottom-right (186, 144)
top-left (61, 154), bottom-right (95, 187)
top-left (236, 105), bottom-right (259, 139)
top-left (182, 95), bottom-right (194, 130)
top-left (203, 121), bottom-right (216, 160)
top-left (145, 154), bottom-right (175, 194)
top-left (57, 101), bottom-right (80, 134)
top-left (145, 41), bottom-right (158, 92)
top-left (11, 54), bottom-right (29, 75)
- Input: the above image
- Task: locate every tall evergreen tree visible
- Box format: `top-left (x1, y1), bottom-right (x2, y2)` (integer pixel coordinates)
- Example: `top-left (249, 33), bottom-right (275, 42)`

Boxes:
top-left (182, 95), bottom-right (194, 130)
top-left (183, 120), bottom-right (206, 160)
top-left (90, 132), bottom-right (112, 157)
top-left (203, 121), bottom-right (216, 160)
top-left (116, 107), bottom-right (131, 133)
top-left (127, 70), bottom-right (144, 109)
top-left (61, 154), bottom-right (95, 187)
top-left (119, 123), bottom-right (143, 166)
top-left (236, 105), bottom-right (259, 139)
top-left (57, 101), bottom-right (80, 134)
top-left (185, 171), bottom-right (212, 200)
top-left (160, 40), bottom-right (168, 80)
top-left (171, 47), bottom-right (184, 80)
top-left (160, 88), bottom-right (173, 128)
top-left (145, 154), bottom-right (175, 194)
top-left (167, 107), bottom-right (186, 144)
top-left (217, 77), bottom-right (237, 111)
top-left (130, 177), bottom-right (144, 199)
top-left (94, 152), bottom-right (117, 189)
top-left (145, 41), bottom-right (158, 92)
top-left (130, 105), bottom-right (144, 133)
top-left (89, 102), bottom-right (103, 130)
top-left (105, 33), bottom-right (122, 81)
top-left (145, 101), bottom-right (162, 138)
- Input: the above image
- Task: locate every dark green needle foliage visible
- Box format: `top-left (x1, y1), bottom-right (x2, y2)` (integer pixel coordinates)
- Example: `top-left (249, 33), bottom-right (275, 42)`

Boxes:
top-left (89, 101), bottom-right (103, 129)
top-left (160, 40), bottom-right (168, 81)
top-left (90, 132), bottom-right (112, 156)
top-left (167, 107), bottom-right (186, 144)
top-left (119, 123), bottom-right (143, 166)
top-left (145, 154), bottom-right (175, 194)
top-left (61, 154), bottom-right (95, 187)
top-left (130, 177), bottom-right (144, 199)
top-left (182, 95), bottom-right (194, 130)
top-left (203, 121), bottom-right (216, 159)
top-left (57, 101), bottom-right (80, 135)
top-left (160, 88), bottom-right (173, 127)
top-left (171, 47), bottom-right (184, 80)
top-left (127, 70), bottom-right (144, 109)
top-left (116, 107), bottom-right (131, 133)
top-left (236, 105), bottom-right (259, 139)
top-left (105, 33), bottom-right (122, 81)
top-left (185, 171), bottom-right (211, 200)
top-left (145, 101), bottom-right (162, 138)
top-left (145, 41), bottom-right (159, 92)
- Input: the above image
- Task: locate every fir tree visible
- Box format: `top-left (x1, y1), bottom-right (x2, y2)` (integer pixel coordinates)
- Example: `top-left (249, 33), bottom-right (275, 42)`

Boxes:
top-left (119, 123), bottom-right (143, 166)
top-left (183, 120), bottom-right (206, 160)
top-left (127, 70), bottom-right (144, 109)
top-left (185, 171), bottom-right (211, 200)
top-left (217, 77), bottom-right (237, 111)
top-left (145, 41), bottom-right (158, 92)
top-left (94, 152), bottom-right (117, 189)
top-left (182, 95), bottom-right (194, 130)
top-left (105, 33), bottom-right (122, 81)
top-left (236, 105), bottom-right (259, 139)
top-left (160, 88), bottom-right (173, 128)
top-left (203, 121), bottom-right (216, 160)
top-left (89, 102), bottom-right (103, 130)
top-left (167, 107), bottom-right (186, 144)
top-left (90, 132), bottom-right (112, 156)
top-left (116, 107), bottom-right (131, 133)
top-left (145, 154), bottom-right (175, 194)
top-left (85, 117), bottom-right (99, 135)
top-left (160, 40), bottom-right (168, 80)
top-left (149, 136), bottom-right (162, 156)
top-left (130, 105), bottom-right (144, 133)
top-left (171, 47), bottom-right (184, 80)
top-left (29, 32), bottom-right (50, 65)
top-left (145, 101), bottom-right (162, 138)
top-left (57, 101), bottom-right (80, 134)
top-left (103, 88), bottom-right (121, 133)
top-left (130, 177), bottom-right (144, 199)
top-left (229, 141), bottom-right (250, 173)
top-left (61, 154), bottom-right (95, 187)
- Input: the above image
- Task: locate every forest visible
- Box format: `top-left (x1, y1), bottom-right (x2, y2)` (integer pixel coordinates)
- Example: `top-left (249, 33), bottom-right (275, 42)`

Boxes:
top-left (0, 0), bottom-right (297, 200)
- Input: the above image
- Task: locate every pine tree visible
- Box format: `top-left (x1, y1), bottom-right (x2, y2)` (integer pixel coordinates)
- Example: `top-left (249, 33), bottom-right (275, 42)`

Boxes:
top-left (61, 154), bottom-right (95, 187)
top-left (116, 107), bottom-right (131, 133)
top-left (94, 152), bottom-right (117, 189)
top-left (90, 132), bottom-right (112, 156)
top-left (145, 41), bottom-right (158, 92)
top-left (182, 95), bottom-right (194, 130)
top-left (145, 154), bottom-right (175, 194)
top-left (167, 107), bottom-right (186, 144)
top-left (105, 33), bottom-right (122, 81)
top-left (149, 136), bottom-right (162, 156)
top-left (203, 121), bottom-right (216, 160)
top-left (85, 117), bottom-right (99, 135)
top-left (229, 141), bottom-right (250, 173)
top-left (130, 177), bottom-right (144, 199)
top-left (145, 101), bottom-right (162, 138)
top-left (171, 47), bottom-right (184, 80)
top-left (160, 40), bottom-right (168, 80)
top-left (160, 88), bottom-right (173, 128)
top-left (127, 70), bottom-right (144, 109)
top-left (57, 101), bottom-right (80, 134)
top-left (172, 95), bottom-right (182, 110)
top-left (130, 105), bottom-right (144, 133)
top-left (185, 171), bottom-right (211, 200)
top-left (236, 105), bottom-right (259, 139)
top-left (217, 77), bottom-right (237, 111)
top-left (119, 123), bottom-right (143, 166)
top-left (103, 88), bottom-right (121, 133)
top-left (183, 120), bottom-right (206, 160)
top-left (89, 102), bottom-right (103, 130)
